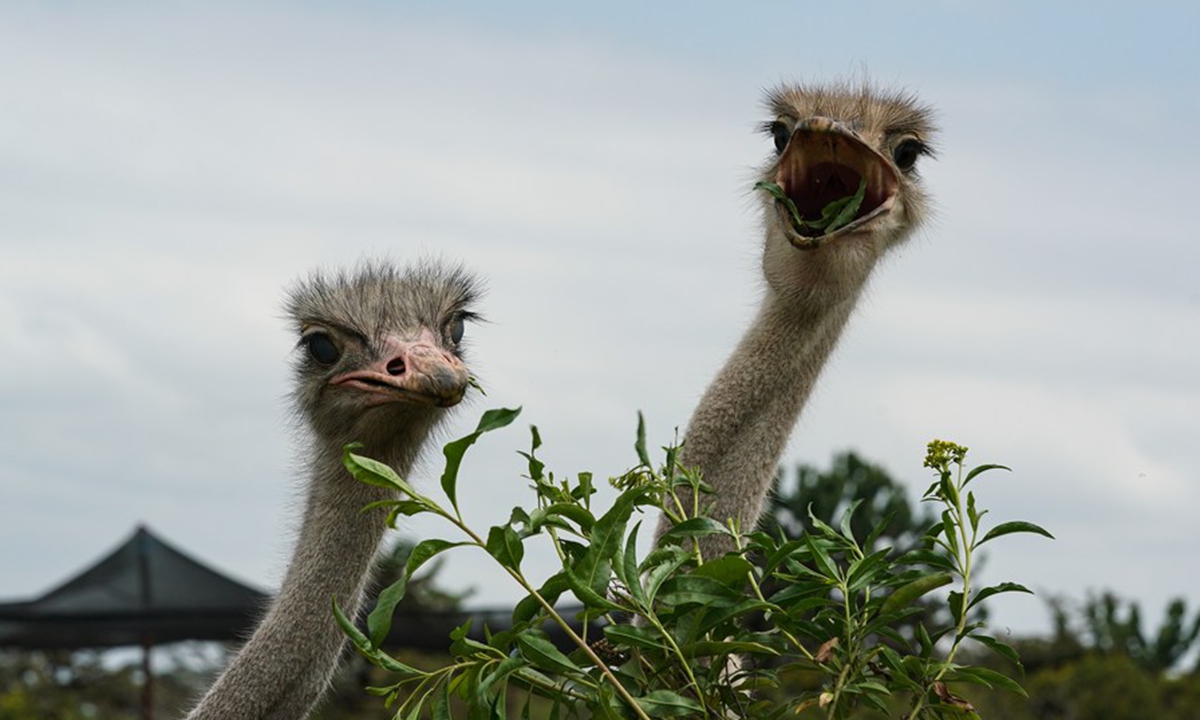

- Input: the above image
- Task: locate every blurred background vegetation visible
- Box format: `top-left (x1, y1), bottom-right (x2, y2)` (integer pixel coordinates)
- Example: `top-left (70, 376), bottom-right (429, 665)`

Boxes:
top-left (4, 452), bottom-right (1199, 720)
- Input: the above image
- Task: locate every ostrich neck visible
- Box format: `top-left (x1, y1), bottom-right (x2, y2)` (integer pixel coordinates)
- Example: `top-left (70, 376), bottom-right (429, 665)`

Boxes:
top-left (186, 434), bottom-right (423, 720)
top-left (658, 284), bottom-right (862, 552)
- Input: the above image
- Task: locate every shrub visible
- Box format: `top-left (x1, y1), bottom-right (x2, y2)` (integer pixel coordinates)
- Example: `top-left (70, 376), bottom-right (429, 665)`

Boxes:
top-left (338, 408), bottom-right (1051, 720)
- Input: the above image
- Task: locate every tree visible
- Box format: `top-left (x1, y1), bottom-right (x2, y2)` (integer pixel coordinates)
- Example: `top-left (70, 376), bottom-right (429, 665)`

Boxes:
top-left (1080, 592), bottom-right (1200, 675)
top-left (762, 451), bottom-right (933, 554)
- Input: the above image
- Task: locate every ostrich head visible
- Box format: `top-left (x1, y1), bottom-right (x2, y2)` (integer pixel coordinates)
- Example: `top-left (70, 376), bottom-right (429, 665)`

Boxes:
top-left (757, 82), bottom-right (938, 303)
top-left (284, 260), bottom-right (480, 453)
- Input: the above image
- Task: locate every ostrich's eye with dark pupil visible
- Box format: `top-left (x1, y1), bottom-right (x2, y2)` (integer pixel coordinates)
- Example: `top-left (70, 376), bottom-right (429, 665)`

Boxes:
top-left (771, 122), bottom-right (791, 156)
top-left (305, 333), bottom-right (341, 365)
top-left (449, 317), bottom-right (465, 344)
top-left (893, 139), bottom-right (923, 172)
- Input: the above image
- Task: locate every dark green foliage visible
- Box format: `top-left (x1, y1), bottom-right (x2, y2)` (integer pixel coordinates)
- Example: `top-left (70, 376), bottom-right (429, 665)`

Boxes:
top-left (1080, 592), bottom-right (1200, 674)
top-left (338, 415), bottom-right (1048, 719)
top-left (966, 652), bottom-right (1200, 720)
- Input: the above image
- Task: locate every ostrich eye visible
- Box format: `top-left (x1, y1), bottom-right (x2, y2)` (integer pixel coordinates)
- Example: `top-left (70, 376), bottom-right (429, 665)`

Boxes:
top-left (449, 316), bottom-right (465, 344)
top-left (770, 121), bottom-right (791, 156)
top-left (892, 139), bottom-right (924, 172)
top-left (305, 333), bottom-right (341, 365)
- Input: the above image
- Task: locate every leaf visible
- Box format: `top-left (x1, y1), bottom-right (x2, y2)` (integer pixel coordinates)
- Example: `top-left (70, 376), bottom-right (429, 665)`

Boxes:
top-left (431, 682), bottom-right (451, 720)
top-left (641, 546), bottom-right (692, 604)
top-left (860, 689), bottom-right (891, 715)
top-left (940, 473), bottom-right (958, 506)
top-left (529, 503), bottom-right (595, 533)
top-left (823, 178), bottom-right (867, 232)
top-left (979, 521), bottom-right (1055, 546)
top-left (385, 500), bottom-right (429, 526)
top-left (963, 463), bottom-right (1011, 485)
top-left (846, 548), bottom-right (892, 592)
top-left (635, 411), bottom-right (652, 467)
top-left (691, 555), bottom-right (754, 589)
top-left (603, 623), bottom-right (666, 651)
top-left (941, 510), bottom-right (960, 556)
top-left (333, 596), bottom-right (424, 676)
top-left (839, 498), bottom-right (865, 541)
top-left (523, 425), bottom-right (545, 482)
top-left (880, 572), bottom-right (953, 616)
top-left (477, 655), bottom-right (527, 704)
top-left (896, 549), bottom-right (957, 573)
top-left (635, 690), bottom-right (704, 718)
top-left (761, 538), bottom-right (805, 575)
top-left (656, 575), bottom-right (741, 607)
top-left (618, 521), bottom-right (648, 608)
top-left (805, 506), bottom-right (843, 541)
top-left (403, 692), bottom-right (427, 720)
top-left (971, 634), bottom-right (1023, 667)
top-left (441, 407), bottom-right (522, 514)
top-left (864, 510), bottom-right (897, 551)
top-left (949, 590), bottom-right (965, 624)
top-left (564, 566), bottom-right (625, 613)
top-left (695, 599), bottom-right (776, 636)
top-left (486, 525), bottom-right (525, 571)
top-left (657, 517), bottom-right (730, 544)
top-left (366, 570), bottom-right (408, 647)
top-left (804, 534), bottom-right (840, 581)
top-left (333, 595), bottom-right (372, 653)
top-left (513, 572), bottom-right (568, 625)
top-left (515, 631), bottom-right (581, 676)
top-left (406, 539), bottom-right (469, 579)
top-left (754, 181), bottom-right (801, 223)
top-left (572, 485), bottom-right (651, 599)
top-left (969, 581), bottom-right (1034, 610)
top-left (950, 667), bottom-right (1028, 696)
top-left (916, 622), bottom-right (934, 656)
top-left (757, 178), bottom-right (867, 236)
top-left (767, 581), bottom-right (828, 607)
top-left (343, 446), bottom-right (414, 494)
top-left (449, 619), bottom-right (493, 657)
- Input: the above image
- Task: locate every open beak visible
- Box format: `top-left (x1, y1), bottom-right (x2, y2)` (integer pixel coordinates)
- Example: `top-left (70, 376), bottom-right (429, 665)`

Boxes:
top-left (769, 117), bottom-right (900, 249)
top-left (330, 334), bottom-right (468, 408)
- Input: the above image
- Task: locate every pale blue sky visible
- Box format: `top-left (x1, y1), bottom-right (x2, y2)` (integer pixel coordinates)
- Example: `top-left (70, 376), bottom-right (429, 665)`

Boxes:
top-left (1, 1), bottom-right (1198, 641)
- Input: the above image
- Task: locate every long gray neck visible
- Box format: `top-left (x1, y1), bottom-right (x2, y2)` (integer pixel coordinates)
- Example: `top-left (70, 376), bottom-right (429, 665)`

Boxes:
top-left (655, 286), bottom-right (861, 557)
top-left (186, 435), bottom-right (423, 720)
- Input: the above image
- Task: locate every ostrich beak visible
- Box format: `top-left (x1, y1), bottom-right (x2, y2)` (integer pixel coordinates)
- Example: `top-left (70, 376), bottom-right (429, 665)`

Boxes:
top-left (770, 117), bottom-right (900, 249)
top-left (330, 331), bottom-right (469, 408)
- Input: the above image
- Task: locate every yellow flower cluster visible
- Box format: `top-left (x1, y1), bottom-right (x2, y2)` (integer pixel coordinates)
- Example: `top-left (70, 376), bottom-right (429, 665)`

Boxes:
top-left (923, 439), bottom-right (969, 473)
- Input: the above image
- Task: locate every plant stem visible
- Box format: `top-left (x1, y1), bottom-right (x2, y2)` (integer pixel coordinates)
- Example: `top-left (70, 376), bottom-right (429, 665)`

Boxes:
top-left (642, 611), bottom-right (707, 711)
top-left (904, 462), bottom-right (977, 720)
top-left (449, 517), bottom-right (653, 720)
top-left (512, 668), bottom-right (593, 703)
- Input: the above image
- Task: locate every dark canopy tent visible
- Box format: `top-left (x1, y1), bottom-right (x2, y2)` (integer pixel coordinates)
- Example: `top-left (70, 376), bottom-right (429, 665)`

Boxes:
top-left (0, 524), bottom-right (267, 648)
top-left (0, 524), bottom-right (268, 719)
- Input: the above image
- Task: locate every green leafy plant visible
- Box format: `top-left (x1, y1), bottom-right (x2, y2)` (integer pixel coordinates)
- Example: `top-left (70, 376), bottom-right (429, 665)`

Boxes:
top-left (755, 179), bottom-right (867, 237)
top-left (336, 411), bottom-right (1051, 719)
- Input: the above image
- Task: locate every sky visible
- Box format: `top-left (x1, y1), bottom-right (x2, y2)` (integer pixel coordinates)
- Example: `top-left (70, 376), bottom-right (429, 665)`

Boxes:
top-left (2, 1), bottom-right (1198, 644)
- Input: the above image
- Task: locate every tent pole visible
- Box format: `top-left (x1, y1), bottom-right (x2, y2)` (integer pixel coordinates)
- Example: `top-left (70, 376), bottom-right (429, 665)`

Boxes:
top-left (141, 640), bottom-right (154, 720)
top-left (137, 525), bottom-right (155, 720)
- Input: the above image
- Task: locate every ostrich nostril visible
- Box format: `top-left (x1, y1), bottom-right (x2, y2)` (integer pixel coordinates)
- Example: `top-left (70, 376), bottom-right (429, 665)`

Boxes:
top-left (385, 357), bottom-right (406, 376)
